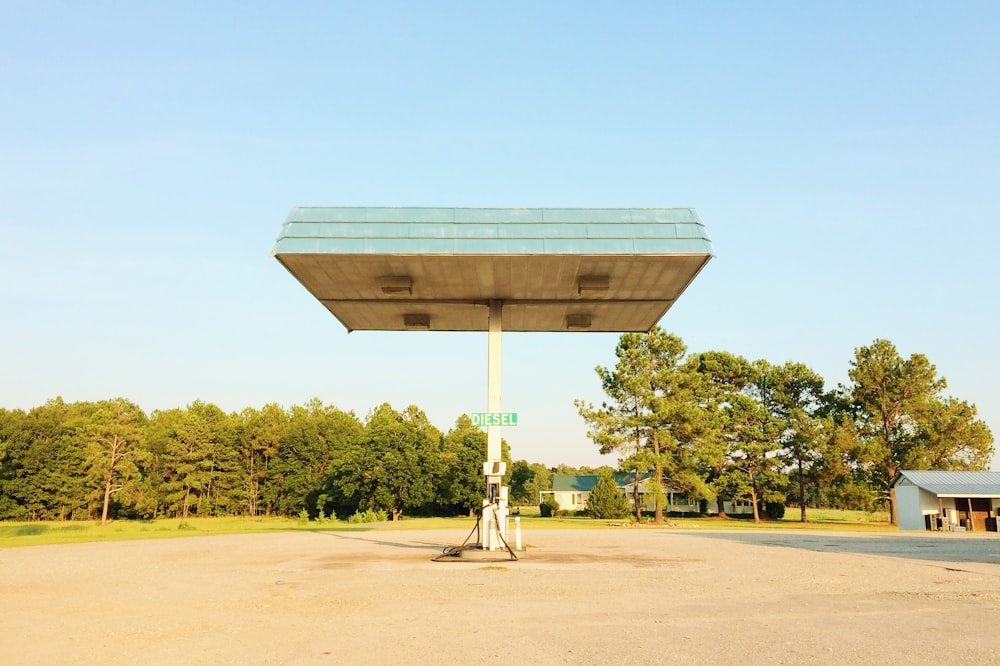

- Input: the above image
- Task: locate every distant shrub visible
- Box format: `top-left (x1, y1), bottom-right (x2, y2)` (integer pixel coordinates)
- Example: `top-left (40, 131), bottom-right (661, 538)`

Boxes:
top-left (765, 502), bottom-right (786, 520)
top-left (347, 508), bottom-right (388, 524)
top-left (298, 510), bottom-right (310, 525)
top-left (539, 494), bottom-right (560, 517)
top-left (313, 509), bottom-right (336, 523)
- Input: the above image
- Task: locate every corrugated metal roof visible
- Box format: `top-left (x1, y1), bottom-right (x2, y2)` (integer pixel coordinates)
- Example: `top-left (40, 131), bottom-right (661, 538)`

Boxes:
top-left (273, 207), bottom-right (715, 256)
top-left (894, 470), bottom-right (1000, 496)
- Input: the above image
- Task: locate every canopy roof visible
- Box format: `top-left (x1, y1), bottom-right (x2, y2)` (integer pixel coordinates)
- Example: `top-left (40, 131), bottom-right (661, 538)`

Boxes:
top-left (272, 207), bottom-right (714, 332)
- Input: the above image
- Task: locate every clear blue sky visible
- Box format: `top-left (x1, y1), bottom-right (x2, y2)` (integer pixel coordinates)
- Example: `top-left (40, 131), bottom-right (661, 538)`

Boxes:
top-left (2, 2), bottom-right (998, 470)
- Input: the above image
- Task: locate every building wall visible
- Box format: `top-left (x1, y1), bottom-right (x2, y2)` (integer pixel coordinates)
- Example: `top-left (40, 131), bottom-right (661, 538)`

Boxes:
top-left (895, 484), bottom-right (924, 530)
top-left (919, 489), bottom-right (943, 515)
top-left (539, 490), bottom-right (587, 511)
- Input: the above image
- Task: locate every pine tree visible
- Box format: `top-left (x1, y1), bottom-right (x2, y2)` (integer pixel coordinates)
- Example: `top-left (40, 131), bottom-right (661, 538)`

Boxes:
top-left (586, 472), bottom-right (630, 519)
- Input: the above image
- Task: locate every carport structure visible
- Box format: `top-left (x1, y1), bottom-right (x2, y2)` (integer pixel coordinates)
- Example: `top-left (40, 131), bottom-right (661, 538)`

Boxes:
top-left (272, 207), bottom-right (715, 553)
top-left (893, 470), bottom-right (1000, 532)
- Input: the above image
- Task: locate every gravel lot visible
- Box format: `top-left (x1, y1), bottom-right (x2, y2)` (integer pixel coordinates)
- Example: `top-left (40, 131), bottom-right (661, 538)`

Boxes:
top-left (3, 527), bottom-right (999, 665)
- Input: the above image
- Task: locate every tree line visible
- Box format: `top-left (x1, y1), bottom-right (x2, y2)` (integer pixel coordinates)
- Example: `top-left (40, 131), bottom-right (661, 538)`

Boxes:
top-left (1, 333), bottom-right (991, 525)
top-left (576, 331), bottom-right (994, 524)
top-left (0, 398), bottom-right (568, 523)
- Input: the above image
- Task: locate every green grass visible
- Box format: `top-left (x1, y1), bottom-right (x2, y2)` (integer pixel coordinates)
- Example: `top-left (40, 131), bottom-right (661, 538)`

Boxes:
top-left (697, 517), bottom-right (893, 532)
top-left (516, 506), bottom-right (894, 532)
top-left (0, 508), bottom-right (896, 549)
top-left (514, 511), bottom-right (895, 533)
top-left (781, 507), bottom-right (891, 524)
top-left (0, 516), bottom-right (370, 549)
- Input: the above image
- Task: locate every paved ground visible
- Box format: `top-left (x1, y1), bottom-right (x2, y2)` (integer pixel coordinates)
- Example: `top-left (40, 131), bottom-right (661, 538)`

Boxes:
top-left (2, 527), bottom-right (999, 665)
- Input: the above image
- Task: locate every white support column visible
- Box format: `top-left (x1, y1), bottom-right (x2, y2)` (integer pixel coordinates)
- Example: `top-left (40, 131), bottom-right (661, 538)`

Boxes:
top-left (482, 299), bottom-right (509, 550)
top-left (487, 299), bottom-right (502, 462)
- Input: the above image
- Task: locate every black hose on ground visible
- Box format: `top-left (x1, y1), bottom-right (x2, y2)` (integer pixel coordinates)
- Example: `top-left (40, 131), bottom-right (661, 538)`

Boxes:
top-left (431, 505), bottom-right (518, 562)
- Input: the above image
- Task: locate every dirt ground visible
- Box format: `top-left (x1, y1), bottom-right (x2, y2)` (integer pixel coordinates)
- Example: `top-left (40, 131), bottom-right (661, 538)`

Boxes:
top-left (2, 527), bottom-right (1000, 665)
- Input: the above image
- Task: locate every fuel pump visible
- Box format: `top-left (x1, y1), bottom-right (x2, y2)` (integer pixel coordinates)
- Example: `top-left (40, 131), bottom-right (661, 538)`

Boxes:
top-left (481, 460), bottom-right (508, 551)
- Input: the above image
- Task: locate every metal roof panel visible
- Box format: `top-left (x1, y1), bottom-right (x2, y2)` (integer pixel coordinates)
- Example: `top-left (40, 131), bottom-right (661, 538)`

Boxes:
top-left (894, 470), bottom-right (1000, 496)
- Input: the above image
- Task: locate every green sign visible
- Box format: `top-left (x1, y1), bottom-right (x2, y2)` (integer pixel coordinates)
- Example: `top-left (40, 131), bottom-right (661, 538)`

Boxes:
top-left (471, 412), bottom-right (518, 427)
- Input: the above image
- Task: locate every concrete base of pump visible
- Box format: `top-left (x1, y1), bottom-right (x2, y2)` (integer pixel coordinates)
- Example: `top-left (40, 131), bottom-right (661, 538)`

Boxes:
top-left (432, 543), bottom-right (524, 563)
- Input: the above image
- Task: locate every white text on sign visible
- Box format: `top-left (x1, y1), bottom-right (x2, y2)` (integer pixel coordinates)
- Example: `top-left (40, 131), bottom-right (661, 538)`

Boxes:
top-left (471, 412), bottom-right (518, 427)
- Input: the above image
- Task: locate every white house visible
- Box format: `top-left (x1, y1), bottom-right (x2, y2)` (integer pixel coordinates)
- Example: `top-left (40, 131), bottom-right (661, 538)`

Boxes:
top-left (539, 474), bottom-right (752, 515)
top-left (891, 470), bottom-right (1000, 532)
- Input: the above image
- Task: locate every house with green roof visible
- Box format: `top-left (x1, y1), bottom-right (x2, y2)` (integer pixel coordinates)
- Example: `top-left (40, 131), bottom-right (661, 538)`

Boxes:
top-left (539, 474), bottom-right (751, 516)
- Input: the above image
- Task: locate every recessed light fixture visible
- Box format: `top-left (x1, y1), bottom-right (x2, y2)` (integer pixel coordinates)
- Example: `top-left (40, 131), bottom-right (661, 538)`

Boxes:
top-left (380, 276), bottom-right (413, 295)
top-left (578, 275), bottom-right (609, 296)
top-left (403, 313), bottom-right (430, 329)
top-left (566, 314), bottom-right (592, 330)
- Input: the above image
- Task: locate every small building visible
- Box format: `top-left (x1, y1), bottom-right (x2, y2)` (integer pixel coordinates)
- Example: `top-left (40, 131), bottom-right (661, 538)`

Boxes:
top-left (539, 474), bottom-right (752, 515)
top-left (891, 470), bottom-right (1000, 532)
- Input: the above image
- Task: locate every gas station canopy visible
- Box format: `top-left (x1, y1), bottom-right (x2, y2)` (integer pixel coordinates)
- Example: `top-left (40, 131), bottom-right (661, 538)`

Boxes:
top-left (272, 207), bottom-right (714, 333)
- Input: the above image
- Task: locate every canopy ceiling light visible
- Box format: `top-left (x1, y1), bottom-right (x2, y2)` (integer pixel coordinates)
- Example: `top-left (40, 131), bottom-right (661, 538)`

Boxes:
top-left (577, 275), bottom-right (609, 296)
top-left (403, 313), bottom-right (430, 329)
top-left (380, 275), bottom-right (413, 295)
top-left (565, 314), bottom-right (592, 330)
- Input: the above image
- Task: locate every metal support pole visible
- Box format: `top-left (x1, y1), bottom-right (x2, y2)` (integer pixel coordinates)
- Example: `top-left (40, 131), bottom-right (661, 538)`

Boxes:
top-left (487, 299), bottom-right (502, 462)
top-left (482, 299), bottom-right (509, 550)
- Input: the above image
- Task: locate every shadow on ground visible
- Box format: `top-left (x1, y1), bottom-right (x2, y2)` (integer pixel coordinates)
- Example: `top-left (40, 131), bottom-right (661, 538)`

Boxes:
top-left (679, 530), bottom-right (1000, 566)
top-left (311, 530), bottom-right (447, 552)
